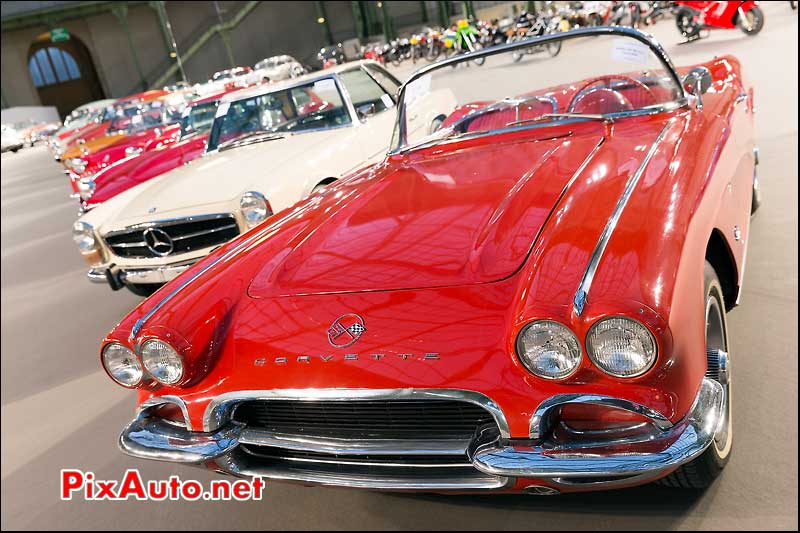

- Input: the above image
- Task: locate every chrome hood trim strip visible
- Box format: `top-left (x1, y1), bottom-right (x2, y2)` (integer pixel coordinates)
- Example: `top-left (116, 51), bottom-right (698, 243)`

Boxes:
top-left (573, 118), bottom-right (676, 315)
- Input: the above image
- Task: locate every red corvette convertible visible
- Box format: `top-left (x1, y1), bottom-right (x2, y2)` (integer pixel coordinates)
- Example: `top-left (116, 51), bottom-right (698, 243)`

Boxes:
top-left (99, 28), bottom-right (757, 494)
top-left (79, 87), bottom-right (244, 212)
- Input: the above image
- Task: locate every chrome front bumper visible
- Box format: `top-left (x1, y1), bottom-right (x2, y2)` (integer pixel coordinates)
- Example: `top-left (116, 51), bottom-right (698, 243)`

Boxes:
top-left (88, 260), bottom-right (198, 288)
top-left (119, 379), bottom-right (724, 492)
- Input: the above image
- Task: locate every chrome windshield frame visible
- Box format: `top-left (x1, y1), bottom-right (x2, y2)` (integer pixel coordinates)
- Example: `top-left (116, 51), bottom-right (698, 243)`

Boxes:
top-left (390, 26), bottom-right (687, 153)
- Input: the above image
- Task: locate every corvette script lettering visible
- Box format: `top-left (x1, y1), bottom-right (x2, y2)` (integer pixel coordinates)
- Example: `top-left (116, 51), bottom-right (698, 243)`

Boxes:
top-left (253, 353), bottom-right (440, 366)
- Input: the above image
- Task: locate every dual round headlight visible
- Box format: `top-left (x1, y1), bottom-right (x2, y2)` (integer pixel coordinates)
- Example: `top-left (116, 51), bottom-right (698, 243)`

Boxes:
top-left (72, 221), bottom-right (97, 252)
top-left (102, 343), bottom-right (143, 387)
top-left (516, 321), bottom-right (582, 380)
top-left (240, 191), bottom-right (271, 227)
top-left (516, 317), bottom-right (657, 380)
top-left (587, 317), bottom-right (657, 378)
top-left (102, 339), bottom-right (184, 387)
top-left (67, 157), bottom-right (87, 174)
top-left (77, 177), bottom-right (95, 199)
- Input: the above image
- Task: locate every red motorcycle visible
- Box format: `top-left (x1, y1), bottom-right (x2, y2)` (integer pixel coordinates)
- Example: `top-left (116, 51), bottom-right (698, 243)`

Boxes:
top-left (675, 1), bottom-right (764, 40)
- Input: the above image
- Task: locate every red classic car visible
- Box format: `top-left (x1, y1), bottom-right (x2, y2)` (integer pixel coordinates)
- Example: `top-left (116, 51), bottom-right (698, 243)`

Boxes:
top-left (56, 90), bottom-right (170, 161)
top-left (67, 96), bottom-right (191, 195)
top-left (99, 29), bottom-right (757, 494)
top-left (79, 88), bottom-right (244, 211)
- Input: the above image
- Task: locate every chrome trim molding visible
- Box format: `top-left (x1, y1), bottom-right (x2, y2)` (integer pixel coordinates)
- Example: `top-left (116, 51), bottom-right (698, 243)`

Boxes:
top-left (473, 378), bottom-right (723, 478)
top-left (105, 213), bottom-right (235, 238)
top-left (202, 388), bottom-right (510, 437)
top-left (118, 380), bottom-right (722, 491)
top-left (238, 429), bottom-right (470, 456)
top-left (573, 118), bottom-right (676, 315)
top-left (529, 392), bottom-right (672, 440)
top-left (212, 452), bottom-right (510, 491)
top-left (137, 395), bottom-right (193, 431)
top-left (86, 268), bottom-right (108, 284)
top-left (119, 409), bottom-right (241, 464)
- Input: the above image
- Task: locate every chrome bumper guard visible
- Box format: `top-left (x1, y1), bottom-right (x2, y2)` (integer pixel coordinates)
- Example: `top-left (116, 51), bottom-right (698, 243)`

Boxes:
top-left (88, 260), bottom-right (198, 287)
top-left (119, 379), bottom-right (723, 491)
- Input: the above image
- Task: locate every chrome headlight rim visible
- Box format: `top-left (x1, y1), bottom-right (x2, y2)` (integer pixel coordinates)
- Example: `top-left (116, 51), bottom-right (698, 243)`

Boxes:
top-left (239, 190), bottom-right (271, 227)
top-left (586, 315), bottom-right (658, 379)
top-left (140, 338), bottom-right (184, 385)
top-left (72, 220), bottom-right (97, 252)
top-left (515, 319), bottom-right (583, 381)
top-left (67, 157), bottom-right (87, 174)
top-left (101, 342), bottom-right (144, 388)
top-left (77, 176), bottom-right (96, 195)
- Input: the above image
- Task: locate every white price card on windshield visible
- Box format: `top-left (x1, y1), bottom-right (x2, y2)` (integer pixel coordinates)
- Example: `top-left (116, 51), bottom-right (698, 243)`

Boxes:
top-left (404, 74), bottom-right (431, 106)
top-left (611, 38), bottom-right (650, 66)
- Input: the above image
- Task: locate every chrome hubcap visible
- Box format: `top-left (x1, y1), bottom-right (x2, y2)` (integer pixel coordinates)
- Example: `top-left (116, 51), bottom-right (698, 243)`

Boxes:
top-left (706, 291), bottom-right (732, 457)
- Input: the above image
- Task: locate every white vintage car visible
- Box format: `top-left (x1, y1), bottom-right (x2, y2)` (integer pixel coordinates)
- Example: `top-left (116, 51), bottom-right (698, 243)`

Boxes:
top-left (74, 61), bottom-right (456, 296)
top-left (249, 55), bottom-right (306, 83)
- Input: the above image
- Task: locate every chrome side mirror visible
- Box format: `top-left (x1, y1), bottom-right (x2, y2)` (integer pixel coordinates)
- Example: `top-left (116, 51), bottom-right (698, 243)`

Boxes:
top-left (357, 103), bottom-right (376, 121)
top-left (683, 66), bottom-right (712, 109)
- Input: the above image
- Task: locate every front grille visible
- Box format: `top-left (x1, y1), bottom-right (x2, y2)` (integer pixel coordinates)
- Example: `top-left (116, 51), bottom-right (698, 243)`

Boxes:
top-left (231, 399), bottom-right (497, 440)
top-left (241, 446), bottom-right (472, 467)
top-left (105, 214), bottom-right (239, 259)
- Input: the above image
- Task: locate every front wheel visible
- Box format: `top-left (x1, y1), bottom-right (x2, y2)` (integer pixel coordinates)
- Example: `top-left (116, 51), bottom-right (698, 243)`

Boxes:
top-left (658, 261), bottom-right (732, 488)
top-left (676, 8), bottom-right (701, 39)
top-left (471, 41), bottom-right (486, 66)
top-left (739, 6), bottom-right (764, 35)
top-left (546, 40), bottom-right (562, 57)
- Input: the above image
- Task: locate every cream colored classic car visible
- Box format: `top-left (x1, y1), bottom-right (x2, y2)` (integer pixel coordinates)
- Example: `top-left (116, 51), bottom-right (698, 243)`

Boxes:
top-left (73, 61), bottom-right (456, 296)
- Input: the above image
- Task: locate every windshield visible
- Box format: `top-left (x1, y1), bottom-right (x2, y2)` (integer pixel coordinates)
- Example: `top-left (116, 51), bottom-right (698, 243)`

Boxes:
top-left (393, 30), bottom-right (684, 151)
top-left (180, 100), bottom-right (219, 135)
top-left (207, 77), bottom-right (352, 151)
top-left (108, 100), bottom-right (174, 133)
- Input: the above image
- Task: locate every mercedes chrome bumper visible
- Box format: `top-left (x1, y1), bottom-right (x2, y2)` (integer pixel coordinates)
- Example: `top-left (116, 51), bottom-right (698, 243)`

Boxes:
top-left (88, 260), bottom-right (198, 288)
top-left (119, 379), bottom-right (724, 492)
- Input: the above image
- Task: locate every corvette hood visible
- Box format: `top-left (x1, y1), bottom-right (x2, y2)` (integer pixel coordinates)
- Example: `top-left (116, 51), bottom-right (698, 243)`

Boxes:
top-left (109, 128), bottom-right (340, 225)
top-left (248, 125), bottom-right (606, 298)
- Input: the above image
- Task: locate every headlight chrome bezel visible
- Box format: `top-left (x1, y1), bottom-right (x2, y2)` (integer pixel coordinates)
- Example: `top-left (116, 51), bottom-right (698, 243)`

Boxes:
top-left (101, 342), bottom-right (144, 388)
top-left (240, 190), bottom-right (271, 227)
top-left (140, 338), bottom-right (185, 385)
top-left (586, 316), bottom-right (658, 378)
top-left (68, 157), bottom-right (87, 174)
top-left (72, 220), bottom-right (97, 252)
top-left (515, 320), bottom-right (583, 380)
top-left (77, 177), bottom-right (96, 199)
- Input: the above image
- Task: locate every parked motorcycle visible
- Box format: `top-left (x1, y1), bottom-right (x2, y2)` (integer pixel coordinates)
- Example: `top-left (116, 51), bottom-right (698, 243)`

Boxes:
top-left (448, 19), bottom-right (486, 65)
top-left (675, 1), bottom-right (764, 40)
top-left (317, 43), bottom-right (345, 69)
top-left (609, 1), bottom-right (645, 27)
top-left (641, 1), bottom-right (677, 26)
top-left (506, 12), bottom-right (564, 62)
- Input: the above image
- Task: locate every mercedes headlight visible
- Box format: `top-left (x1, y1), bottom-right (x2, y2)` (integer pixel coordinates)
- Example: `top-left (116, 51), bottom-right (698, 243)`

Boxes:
top-left (516, 320), bottom-right (582, 380)
top-left (102, 343), bottom-right (143, 387)
top-left (240, 191), bottom-right (271, 227)
top-left (141, 339), bottom-right (184, 385)
top-left (72, 221), bottom-right (97, 252)
top-left (587, 317), bottom-right (657, 378)
top-left (125, 146), bottom-right (143, 157)
top-left (67, 157), bottom-right (87, 174)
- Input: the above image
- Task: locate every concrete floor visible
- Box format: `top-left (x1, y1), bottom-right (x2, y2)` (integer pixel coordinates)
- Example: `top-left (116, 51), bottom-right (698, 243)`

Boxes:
top-left (1, 3), bottom-right (797, 530)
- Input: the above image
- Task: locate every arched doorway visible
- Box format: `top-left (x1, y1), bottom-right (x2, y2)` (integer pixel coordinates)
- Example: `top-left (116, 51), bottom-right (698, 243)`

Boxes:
top-left (28, 30), bottom-right (105, 118)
